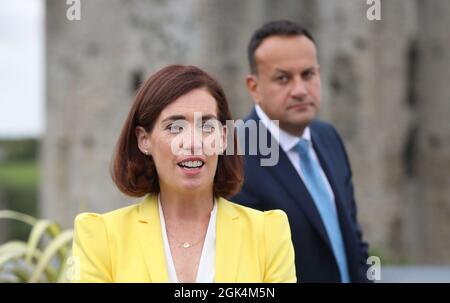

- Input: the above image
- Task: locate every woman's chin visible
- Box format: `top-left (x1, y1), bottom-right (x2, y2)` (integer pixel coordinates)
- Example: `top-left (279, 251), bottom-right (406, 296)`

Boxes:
top-left (176, 179), bottom-right (209, 192)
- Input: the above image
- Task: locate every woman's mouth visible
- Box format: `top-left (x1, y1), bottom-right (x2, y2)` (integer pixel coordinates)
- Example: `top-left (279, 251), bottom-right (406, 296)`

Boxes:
top-left (177, 159), bottom-right (205, 175)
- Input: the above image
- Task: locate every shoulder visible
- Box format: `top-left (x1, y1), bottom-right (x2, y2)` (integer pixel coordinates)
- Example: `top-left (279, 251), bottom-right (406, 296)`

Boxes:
top-left (310, 119), bottom-right (347, 150)
top-left (74, 200), bottom-right (143, 232)
top-left (72, 201), bottom-right (146, 283)
top-left (243, 107), bottom-right (259, 122)
top-left (218, 198), bottom-right (290, 230)
top-left (220, 198), bottom-right (295, 282)
top-left (310, 119), bottom-right (339, 136)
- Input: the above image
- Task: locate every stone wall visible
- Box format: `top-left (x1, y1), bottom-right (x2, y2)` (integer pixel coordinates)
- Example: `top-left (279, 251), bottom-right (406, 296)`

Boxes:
top-left (43, 0), bottom-right (450, 263)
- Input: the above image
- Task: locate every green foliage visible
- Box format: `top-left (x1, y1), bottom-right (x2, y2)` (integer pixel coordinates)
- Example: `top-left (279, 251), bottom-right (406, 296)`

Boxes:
top-left (368, 246), bottom-right (414, 265)
top-left (0, 161), bottom-right (39, 188)
top-left (0, 139), bottom-right (40, 241)
top-left (0, 139), bottom-right (60, 282)
top-left (0, 161), bottom-right (39, 241)
top-left (0, 210), bottom-right (73, 283)
top-left (0, 139), bottom-right (39, 162)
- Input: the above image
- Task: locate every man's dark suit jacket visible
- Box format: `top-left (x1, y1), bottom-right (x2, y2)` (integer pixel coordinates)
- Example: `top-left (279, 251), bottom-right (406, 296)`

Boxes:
top-left (230, 107), bottom-right (370, 283)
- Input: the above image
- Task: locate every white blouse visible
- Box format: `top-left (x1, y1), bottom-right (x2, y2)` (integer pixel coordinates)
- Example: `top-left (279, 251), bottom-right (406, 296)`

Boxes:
top-left (158, 194), bottom-right (217, 283)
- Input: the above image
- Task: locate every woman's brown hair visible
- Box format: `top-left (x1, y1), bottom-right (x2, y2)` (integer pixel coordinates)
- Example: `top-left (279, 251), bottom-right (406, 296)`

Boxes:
top-left (111, 65), bottom-right (243, 198)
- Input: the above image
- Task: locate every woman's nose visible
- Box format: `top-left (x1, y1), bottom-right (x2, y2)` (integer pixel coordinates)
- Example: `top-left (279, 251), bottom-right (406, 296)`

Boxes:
top-left (181, 127), bottom-right (203, 155)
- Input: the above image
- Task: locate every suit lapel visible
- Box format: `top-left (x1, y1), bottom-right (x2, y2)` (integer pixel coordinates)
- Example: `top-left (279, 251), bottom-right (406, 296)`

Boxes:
top-left (311, 128), bottom-right (355, 253)
top-left (214, 198), bottom-right (242, 282)
top-left (310, 129), bottom-right (345, 207)
top-left (137, 194), bottom-right (168, 282)
top-left (248, 109), bottom-right (333, 251)
top-left (265, 146), bottom-right (333, 251)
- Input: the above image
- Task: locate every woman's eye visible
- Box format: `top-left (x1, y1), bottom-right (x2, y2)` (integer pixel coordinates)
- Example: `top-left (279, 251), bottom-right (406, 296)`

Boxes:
top-left (202, 122), bottom-right (216, 133)
top-left (168, 124), bottom-right (182, 134)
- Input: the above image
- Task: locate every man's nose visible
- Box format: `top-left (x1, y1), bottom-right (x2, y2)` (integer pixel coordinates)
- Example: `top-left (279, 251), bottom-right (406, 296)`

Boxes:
top-left (290, 78), bottom-right (308, 99)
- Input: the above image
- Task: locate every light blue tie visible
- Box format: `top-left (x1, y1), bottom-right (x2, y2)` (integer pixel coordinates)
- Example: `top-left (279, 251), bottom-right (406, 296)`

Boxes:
top-left (295, 138), bottom-right (350, 283)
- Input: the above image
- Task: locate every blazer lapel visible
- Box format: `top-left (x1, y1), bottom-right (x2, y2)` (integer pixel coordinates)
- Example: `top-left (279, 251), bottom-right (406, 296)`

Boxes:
top-left (311, 129), bottom-right (356, 250)
top-left (214, 198), bottom-right (242, 282)
top-left (310, 129), bottom-right (345, 204)
top-left (137, 194), bottom-right (169, 282)
top-left (248, 109), bottom-right (333, 251)
top-left (265, 147), bottom-right (333, 251)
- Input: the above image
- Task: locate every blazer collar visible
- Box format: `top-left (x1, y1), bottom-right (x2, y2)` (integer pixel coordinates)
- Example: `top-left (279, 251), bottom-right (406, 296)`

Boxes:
top-left (248, 107), bottom-right (356, 257)
top-left (255, 104), bottom-right (312, 152)
top-left (214, 197), bottom-right (242, 282)
top-left (310, 129), bottom-right (356, 254)
top-left (247, 109), bottom-right (334, 251)
top-left (137, 194), bottom-right (169, 282)
top-left (136, 194), bottom-right (243, 282)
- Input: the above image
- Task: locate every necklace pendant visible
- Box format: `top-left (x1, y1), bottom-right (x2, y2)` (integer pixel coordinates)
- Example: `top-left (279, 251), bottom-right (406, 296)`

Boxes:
top-left (182, 242), bottom-right (191, 248)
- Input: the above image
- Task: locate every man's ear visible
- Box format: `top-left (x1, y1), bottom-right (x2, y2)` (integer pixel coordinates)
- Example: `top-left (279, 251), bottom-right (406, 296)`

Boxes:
top-left (245, 74), bottom-right (260, 105)
top-left (135, 126), bottom-right (151, 156)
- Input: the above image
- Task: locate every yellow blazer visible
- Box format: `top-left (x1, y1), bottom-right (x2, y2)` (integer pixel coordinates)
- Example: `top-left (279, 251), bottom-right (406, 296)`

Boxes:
top-left (72, 194), bottom-right (296, 282)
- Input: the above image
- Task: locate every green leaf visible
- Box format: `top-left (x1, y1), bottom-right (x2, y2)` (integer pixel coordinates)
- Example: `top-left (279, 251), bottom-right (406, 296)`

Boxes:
top-left (0, 209), bottom-right (73, 282)
top-left (0, 241), bottom-right (28, 269)
top-left (28, 230), bottom-right (74, 283)
top-left (10, 265), bottom-right (32, 282)
top-left (0, 210), bottom-right (37, 226)
top-left (56, 248), bottom-right (73, 283)
top-left (25, 220), bottom-right (60, 264)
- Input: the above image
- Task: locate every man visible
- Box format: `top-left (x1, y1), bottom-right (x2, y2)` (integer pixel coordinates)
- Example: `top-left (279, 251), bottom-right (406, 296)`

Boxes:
top-left (231, 20), bottom-right (370, 283)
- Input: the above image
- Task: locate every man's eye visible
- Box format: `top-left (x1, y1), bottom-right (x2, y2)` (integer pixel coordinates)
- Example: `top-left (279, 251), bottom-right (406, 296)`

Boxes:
top-left (276, 75), bottom-right (289, 83)
top-left (303, 70), bottom-right (315, 80)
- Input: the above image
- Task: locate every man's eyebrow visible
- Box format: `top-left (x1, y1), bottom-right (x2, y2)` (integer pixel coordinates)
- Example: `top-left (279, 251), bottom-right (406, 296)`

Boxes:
top-left (303, 66), bottom-right (316, 72)
top-left (274, 68), bottom-right (290, 74)
top-left (274, 66), bottom-right (317, 74)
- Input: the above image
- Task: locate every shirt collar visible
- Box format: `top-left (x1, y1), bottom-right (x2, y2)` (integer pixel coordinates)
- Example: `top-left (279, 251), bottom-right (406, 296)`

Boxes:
top-left (255, 105), bottom-right (311, 153)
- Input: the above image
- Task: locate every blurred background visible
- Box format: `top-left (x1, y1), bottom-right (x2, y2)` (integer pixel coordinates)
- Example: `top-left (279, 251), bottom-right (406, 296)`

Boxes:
top-left (1, 0), bottom-right (449, 282)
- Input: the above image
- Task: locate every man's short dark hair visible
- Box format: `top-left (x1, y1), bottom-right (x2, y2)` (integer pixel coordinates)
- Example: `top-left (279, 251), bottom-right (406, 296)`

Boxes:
top-left (247, 20), bottom-right (316, 74)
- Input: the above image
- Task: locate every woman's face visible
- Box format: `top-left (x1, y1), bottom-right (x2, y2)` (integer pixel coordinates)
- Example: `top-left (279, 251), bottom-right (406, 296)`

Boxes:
top-left (136, 88), bottom-right (226, 194)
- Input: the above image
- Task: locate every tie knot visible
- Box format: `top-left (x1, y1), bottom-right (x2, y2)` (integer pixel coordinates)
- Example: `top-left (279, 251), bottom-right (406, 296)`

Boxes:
top-left (295, 138), bottom-right (310, 155)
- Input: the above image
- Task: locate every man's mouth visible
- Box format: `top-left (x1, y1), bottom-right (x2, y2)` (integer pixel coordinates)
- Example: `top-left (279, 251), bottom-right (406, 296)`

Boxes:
top-left (287, 102), bottom-right (312, 110)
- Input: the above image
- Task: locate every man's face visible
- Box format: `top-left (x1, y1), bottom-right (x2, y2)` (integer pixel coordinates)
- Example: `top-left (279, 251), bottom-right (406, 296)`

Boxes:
top-left (246, 35), bottom-right (321, 136)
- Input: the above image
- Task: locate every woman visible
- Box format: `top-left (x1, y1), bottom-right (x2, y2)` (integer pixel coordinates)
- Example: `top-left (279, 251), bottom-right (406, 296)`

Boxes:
top-left (72, 65), bottom-right (296, 282)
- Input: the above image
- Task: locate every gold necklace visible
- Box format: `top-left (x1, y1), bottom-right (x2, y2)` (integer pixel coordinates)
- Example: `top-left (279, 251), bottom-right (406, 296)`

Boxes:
top-left (166, 229), bottom-right (206, 249)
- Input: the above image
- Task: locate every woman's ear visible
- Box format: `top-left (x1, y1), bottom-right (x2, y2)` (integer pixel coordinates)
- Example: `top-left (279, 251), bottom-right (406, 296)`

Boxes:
top-left (135, 126), bottom-right (151, 156)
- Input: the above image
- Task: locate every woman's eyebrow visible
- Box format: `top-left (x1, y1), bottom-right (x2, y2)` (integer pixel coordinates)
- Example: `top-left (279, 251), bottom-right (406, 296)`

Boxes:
top-left (161, 113), bottom-right (218, 124)
top-left (200, 114), bottom-right (218, 121)
top-left (161, 115), bottom-right (186, 123)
